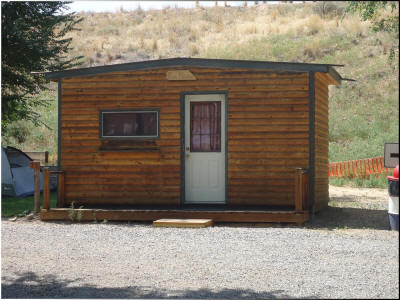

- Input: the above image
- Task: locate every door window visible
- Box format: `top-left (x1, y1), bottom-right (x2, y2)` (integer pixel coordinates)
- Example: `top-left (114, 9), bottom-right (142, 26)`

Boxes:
top-left (190, 101), bottom-right (221, 152)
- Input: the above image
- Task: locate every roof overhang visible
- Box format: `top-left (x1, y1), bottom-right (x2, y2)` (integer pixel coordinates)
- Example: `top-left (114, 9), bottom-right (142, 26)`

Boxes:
top-left (34, 57), bottom-right (349, 84)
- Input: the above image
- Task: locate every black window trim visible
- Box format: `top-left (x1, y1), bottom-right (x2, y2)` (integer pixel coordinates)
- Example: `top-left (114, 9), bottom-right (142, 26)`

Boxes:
top-left (99, 108), bottom-right (160, 140)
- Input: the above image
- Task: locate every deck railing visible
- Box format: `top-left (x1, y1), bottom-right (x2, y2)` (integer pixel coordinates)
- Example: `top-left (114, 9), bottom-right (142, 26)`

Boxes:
top-left (30, 161), bottom-right (65, 212)
top-left (32, 162), bottom-right (310, 214)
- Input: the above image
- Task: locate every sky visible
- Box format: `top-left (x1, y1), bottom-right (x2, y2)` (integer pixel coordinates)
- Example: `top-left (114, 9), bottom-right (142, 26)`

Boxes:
top-left (66, 1), bottom-right (266, 13)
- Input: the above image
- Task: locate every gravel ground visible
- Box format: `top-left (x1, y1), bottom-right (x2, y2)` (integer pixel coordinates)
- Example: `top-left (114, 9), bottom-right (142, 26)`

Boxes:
top-left (1, 186), bottom-right (399, 299)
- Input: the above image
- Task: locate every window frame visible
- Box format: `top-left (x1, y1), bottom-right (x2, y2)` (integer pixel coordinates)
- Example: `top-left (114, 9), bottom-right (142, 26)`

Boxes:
top-left (99, 108), bottom-right (160, 140)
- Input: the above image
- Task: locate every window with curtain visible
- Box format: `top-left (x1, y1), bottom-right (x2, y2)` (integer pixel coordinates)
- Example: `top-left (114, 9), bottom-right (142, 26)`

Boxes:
top-left (100, 110), bottom-right (159, 139)
top-left (190, 101), bottom-right (221, 152)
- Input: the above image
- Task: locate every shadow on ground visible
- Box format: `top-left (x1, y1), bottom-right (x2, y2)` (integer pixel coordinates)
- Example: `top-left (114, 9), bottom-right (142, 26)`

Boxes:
top-left (306, 206), bottom-right (389, 230)
top-left (1, 272), bottom-right (317, 299)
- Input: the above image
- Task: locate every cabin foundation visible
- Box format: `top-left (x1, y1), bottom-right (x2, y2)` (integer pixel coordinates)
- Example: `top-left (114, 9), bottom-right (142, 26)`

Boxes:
top-left (40, 207), bottom-right (310, 224)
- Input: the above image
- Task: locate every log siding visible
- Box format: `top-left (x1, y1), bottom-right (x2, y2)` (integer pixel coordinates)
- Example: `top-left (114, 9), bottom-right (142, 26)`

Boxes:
top-left (60, 67), bottom-right (312, 207)
top-left (313, 72), bottom-right (330, 211)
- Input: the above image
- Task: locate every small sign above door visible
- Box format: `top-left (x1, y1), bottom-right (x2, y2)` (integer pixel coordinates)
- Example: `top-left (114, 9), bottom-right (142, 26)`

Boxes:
top-left (166, 70), bottom-right (197, 80)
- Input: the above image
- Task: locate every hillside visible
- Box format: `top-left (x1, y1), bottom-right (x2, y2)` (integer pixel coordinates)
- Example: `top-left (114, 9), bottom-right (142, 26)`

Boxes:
top-left (3, 1), bottom-right (398, 187)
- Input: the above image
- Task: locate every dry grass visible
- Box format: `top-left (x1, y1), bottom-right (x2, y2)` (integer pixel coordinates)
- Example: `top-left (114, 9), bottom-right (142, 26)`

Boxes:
top-left (64, 2), bottom-right (375, 66)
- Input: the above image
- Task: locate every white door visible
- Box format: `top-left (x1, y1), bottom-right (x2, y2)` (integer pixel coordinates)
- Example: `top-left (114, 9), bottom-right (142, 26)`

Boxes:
top-left (184, 94), bottom-right (226, 204)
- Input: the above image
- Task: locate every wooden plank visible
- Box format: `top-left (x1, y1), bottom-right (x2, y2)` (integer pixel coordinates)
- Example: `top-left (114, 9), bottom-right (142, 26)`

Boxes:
top-left (61, 152), bottom-right (180, 160)
top-left (63, 74), bottom-right (309, 84)
top-left (63, 197), bottom-right (180, 206)
top-left (65, 191), bottom-right (180, 199)
top-left (61, 160), bottom-right (180, 167)
top-left (229, 132), bottom-right (309, 139)
top-left (40, 208), bottom-right (310, 223)
top-left (153, 219), bottom-right (213, 228)
top-left (65, 177), bottom-right (180, 185)
top-left (60, 165), bottom-right (181, 173)
top-left (229, 158), bottom-right (309, 166)
top-left (62, 79), bottom-right (308, 89)
top-left (229, 125), bottom-right (309, 133)
top-left (229, 112), bottom-right (308, 119)
top-left (62, 100), bottom-right (179, 109)
top-left (62, 94), bottom-right (180, 102)
top-left (229, 145), bottom-right (309, 152)
top-left (62, 86), bottom-right (309, 96)
top-left (228, 178), bottom-right (293, 186)
top-left (295, 168), bottom-right (303, 212)
top-left (65, 185), bottom-right (180, 193)
top-left (229, 118), bottom-right (309, 126)
top-left (66, 171), bottom-right (180, 178)
top-left (228, 199), bottom-right (293, 206)
top-left (43, 167), bottom-right (50, 210)
top-left (229, 139), bottom-right (309, 146)
top-left (57, 172), bottom-right (65, 208)
top-left (228, 152), bottom-right (308, 159)
top-left (228, 165), bottom-right (298, 172)
top-left (29, 161), bottom-right (41, 214)
top-left (228, 105), bottom-right (309, 112)
top-left (230, 189), bottom-right (295, 197)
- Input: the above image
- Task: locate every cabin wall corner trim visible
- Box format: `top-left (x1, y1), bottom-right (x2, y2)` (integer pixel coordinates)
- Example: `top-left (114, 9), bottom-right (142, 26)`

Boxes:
top-left (57, 79), bottom-right (62, 207)
top-left (58, 79), bottom-right (62, 170)
top-left (309, 71), bottom-right (315, 213)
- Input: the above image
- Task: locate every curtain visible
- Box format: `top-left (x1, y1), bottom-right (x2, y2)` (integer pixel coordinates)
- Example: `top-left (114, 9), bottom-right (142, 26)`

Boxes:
top-left (190, 101), bottom-right (221, 152)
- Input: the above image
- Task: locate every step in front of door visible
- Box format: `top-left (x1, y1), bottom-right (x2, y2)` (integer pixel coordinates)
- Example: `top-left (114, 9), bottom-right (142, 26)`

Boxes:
top-left (153, 218), bottom-right (213, 228)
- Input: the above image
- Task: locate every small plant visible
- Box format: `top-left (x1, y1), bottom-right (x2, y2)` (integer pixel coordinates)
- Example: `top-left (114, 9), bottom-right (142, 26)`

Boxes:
top-left (68, 202), bottom-right (84, 222)
top-left (76, 206), bottom-right (84, 222)
top-left (103, 219), bottom-right (108, 223)
top-left (93, 212), bottom-right (98, 223)
top-left (68, 201), bottom-right (75, 222)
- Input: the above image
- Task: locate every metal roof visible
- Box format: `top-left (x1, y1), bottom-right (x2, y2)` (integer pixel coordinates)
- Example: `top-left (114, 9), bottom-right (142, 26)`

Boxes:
top-left (38, 57), bottom-right (349, 84)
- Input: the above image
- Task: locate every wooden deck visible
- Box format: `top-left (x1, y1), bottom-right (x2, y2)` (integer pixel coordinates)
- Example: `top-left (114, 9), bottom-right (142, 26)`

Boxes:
top-left (40, 208), bottom-right (310, 224)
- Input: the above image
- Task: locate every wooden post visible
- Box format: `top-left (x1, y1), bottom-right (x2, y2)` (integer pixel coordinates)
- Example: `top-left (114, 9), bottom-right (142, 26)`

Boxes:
top-left (303, 171), bottom-right (309, 210)
top-left (295, 168), bottom-right (304, 212)
top-left (43, 167), bottom-right (50, 210)
top-left (57, 172), bottom-right (65, 208)
top-left (30, 161), bottom-right (41, 214)
top-left (44, 151), bottom-right (49, 164)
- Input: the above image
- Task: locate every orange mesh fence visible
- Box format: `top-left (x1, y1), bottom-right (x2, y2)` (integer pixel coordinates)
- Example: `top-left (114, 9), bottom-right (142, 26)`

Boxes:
top-left (329, 156), bottom-right (392, 178)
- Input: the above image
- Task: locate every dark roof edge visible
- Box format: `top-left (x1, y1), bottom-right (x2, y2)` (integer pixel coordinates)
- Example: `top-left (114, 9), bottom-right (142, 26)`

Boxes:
top-left (39, 57), bottom-right (344, 81)
top-left (327, 66), bottom-right (342, 85)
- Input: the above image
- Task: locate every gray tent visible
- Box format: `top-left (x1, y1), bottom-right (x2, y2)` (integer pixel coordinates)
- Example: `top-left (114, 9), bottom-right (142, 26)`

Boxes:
top-left (1, 146), bottom-right (43, 197)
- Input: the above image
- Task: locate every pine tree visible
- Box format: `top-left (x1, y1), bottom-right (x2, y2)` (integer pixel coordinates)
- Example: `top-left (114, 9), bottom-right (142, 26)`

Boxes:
top-left (1, 2), bottom-right (83, 131)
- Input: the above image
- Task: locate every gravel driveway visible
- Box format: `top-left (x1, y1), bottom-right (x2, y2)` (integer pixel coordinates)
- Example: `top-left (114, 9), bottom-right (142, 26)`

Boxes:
top-left (1, 186), bottom-right (399, 299)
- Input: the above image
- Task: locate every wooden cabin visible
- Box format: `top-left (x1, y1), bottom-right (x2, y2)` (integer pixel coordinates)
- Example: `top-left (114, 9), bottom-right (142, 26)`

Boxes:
top-left (39, 58), bottom-right (346, 223)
